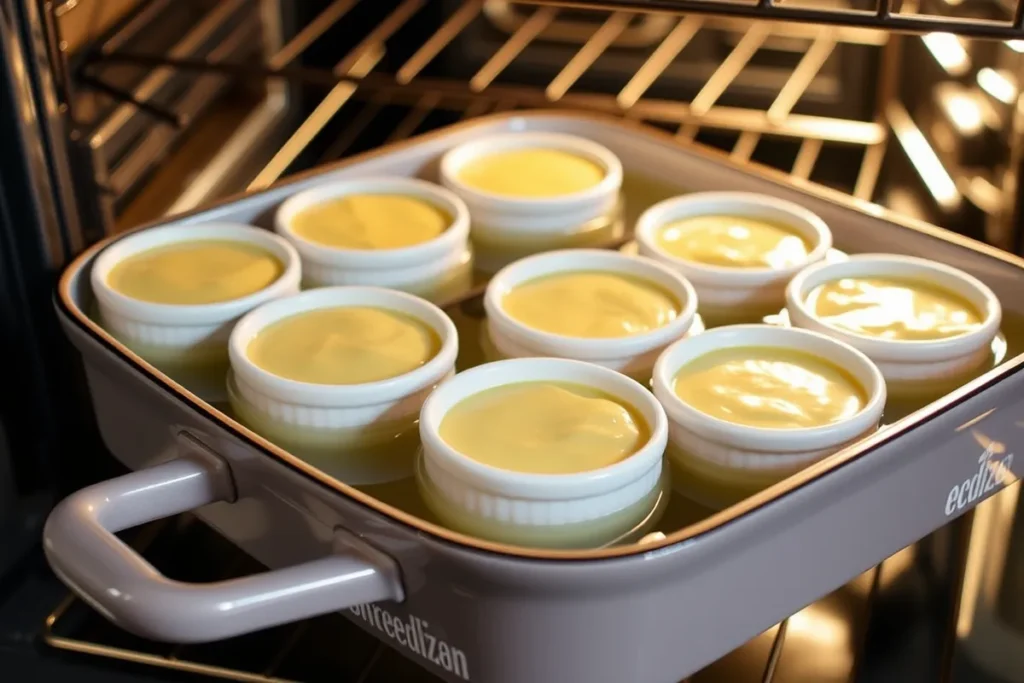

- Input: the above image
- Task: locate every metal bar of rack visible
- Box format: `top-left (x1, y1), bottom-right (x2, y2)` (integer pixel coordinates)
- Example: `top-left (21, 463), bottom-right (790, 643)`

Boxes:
top-left (80, 0), bottom-right (894, 190)
top-left (44, 511), bottom-right (935, 683)
top-left (515, 0), bottom-right (1024, 39)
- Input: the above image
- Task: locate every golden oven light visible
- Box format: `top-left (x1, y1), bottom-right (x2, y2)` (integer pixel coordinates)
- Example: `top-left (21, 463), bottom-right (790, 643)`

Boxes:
top-left (978, 68), bottom-right (1018, 106)
top-left (922, 33), bottom-right (970, 77)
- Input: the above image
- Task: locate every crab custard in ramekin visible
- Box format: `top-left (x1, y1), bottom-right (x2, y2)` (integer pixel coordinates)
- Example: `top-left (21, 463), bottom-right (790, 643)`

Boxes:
top-left (228, 286), bottom-right (458, 498)
top-left (636, 192), bottom-right (832, 326)
top-left (418, 358), bottom-right (670, 549)
top-left (440, 132), bottom-right (624, 272)
top-left (653, 325), bottom-right (886, 510)
top-left (786, 254), bottom-right (1001, 405)
top-left (91, 223), bottom-right (301, 403)
top-left (482, 249), bottom-right (698, 382)
top-left (276, 176), bottom-right (472, 302)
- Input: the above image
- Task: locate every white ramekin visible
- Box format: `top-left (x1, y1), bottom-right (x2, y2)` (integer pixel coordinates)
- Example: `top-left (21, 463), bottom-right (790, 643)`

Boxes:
top-left (227, 286), bottom-right (458, 486)
top-left (652, 324), bottom-right (886, 510)
top-left (275, 176), bottom-right (473, 300)
top-left (418, 357), bottom-right (668, 549)
top-left (91, 223), bottom-right (301, 402)
top-left (440, 132), bottom-right (624, 272)
top-left (635, 192), bottom-right (832, 324)
top-left (483, 249), bottom-right (698, 379)
top-left (786, 254), bottom-right (1002, 389)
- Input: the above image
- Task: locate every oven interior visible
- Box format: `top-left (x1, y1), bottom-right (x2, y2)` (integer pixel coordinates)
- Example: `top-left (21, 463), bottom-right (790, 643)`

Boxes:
top-left (3, 0), bottom-right (1024, 681)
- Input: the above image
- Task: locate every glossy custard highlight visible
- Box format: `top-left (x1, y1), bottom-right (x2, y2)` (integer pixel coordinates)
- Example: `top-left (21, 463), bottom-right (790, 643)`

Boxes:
top-left (439, 381), bottom-right (649, 474)
top-left (107, 240), bottom-right (284, 305)
top-left (290, 193), bottom-right (451, 250)
top-left (807, 277), bottom-right (984, 341)
top-left (673, 347), bottom-right (867, 429)
top-left (501, 271), bottom-right (679, 339)
top-left (656, 215), bottom-right (811, 269)
top-left (246, 306), bottom-right (441, 384)
top-left (456, 148), bottom-right (605, 198)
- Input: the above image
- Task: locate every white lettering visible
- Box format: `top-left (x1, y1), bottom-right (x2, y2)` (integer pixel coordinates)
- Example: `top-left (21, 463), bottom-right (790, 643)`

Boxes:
top-left (945, 487), bottom-right (958, 516)
top-left (958, 477), bottom-right (971, 509)
top-left (372, 605), bottom-right (384, 632)
top-left (945, 446), bottom-right (1017, 517)
top-left (453, 648), bottom-right (470, 680)
top-left (425, 631), bottom-right (437, 660)
top-left (439, 641), bottom-right (453, 669)
top-left (349, 605), bottom-right (470, 680)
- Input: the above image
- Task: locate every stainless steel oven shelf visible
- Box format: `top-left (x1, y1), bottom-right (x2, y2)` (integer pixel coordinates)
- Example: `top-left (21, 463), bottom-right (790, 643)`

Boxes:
top-left (515, 0), bottom-right (1024, 39)
top-left (42, 512), bottom-right (970, 683)
top-left (74, 0), bottom-right (910, 233)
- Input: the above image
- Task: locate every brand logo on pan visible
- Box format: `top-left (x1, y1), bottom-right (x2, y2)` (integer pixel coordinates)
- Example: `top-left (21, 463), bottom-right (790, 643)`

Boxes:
top-left (944, 441), bottom-right (1016, 517)
top-left (349, 604), bottom-right (470, 680)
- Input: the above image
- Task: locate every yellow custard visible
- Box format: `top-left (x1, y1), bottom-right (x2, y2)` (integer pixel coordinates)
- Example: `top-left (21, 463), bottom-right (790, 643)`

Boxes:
top-left (502, 271), bottom-right (679, 338)
top-left (107, 240), bottom-right (283, 305)
top-left (290, 194), bottom-right (451, 250)
top-left (673, 347), bottom-right (867, 429)
top-left (246, 307), bottom-right (440, 384)
top-left (457, 148), bottom-right (605, 198)
top-left (439, 382), bottom-right (649, 474)
top-left (656, 215), bottom-right (811, 269)
top-left (807, 277), bottom-right (984, 341)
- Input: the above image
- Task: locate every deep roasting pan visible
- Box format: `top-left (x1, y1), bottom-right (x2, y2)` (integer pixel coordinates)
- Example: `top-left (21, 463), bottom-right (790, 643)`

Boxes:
top-left (43, 112), bottom-right (1024, 683)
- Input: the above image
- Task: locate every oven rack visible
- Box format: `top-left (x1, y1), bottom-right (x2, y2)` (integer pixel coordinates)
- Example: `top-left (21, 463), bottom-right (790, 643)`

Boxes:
top-left (86, 0), bottom-right (999, 240)
top-left (519, 0), bottom-right (1024, 39)
top-left (42, 509), bottom-right (974, 683)
top-left (67, 0), bottom-right (913, 226)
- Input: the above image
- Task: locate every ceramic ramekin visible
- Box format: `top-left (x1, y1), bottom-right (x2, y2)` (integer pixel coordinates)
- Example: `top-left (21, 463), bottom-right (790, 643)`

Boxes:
top-left (635, 192), bottom-right (832, 325)
top-left (482, 249), bottom-right (698, 380)
top-left (228, 286), bottom-right (458, 486)
top-left (786, 254), bottom-right (1002, 394)
top-left (418, 357), bottom-right (669, 549)
top-left (440, 132), bottom-right (625, 272)
top-left (652, 324), bottom-right (886, 511)
top-left (91, 223), bottom-right (301, 403)
top-left (275, 176), bottom-right (473, 302)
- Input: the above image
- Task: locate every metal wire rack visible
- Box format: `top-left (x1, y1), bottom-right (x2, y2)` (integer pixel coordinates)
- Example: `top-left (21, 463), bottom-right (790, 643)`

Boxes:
top-left (41, 510), bottom-right (972, 683)
top-left (68, 0), bottom-right (922, 225)
top-left (517, 0), bottom-right (1024, 39)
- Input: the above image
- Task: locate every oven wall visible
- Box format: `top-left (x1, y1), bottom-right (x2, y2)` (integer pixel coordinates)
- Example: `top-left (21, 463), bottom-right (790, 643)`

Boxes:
top-left (0, 0), bottom-right (112, 504)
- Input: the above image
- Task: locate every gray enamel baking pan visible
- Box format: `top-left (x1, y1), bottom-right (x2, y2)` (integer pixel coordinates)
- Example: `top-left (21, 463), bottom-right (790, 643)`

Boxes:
top-left (44, 112), bottom-right (1024, 683)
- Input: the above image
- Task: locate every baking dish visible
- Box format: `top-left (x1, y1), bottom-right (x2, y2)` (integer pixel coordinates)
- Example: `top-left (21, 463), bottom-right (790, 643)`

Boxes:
top-left (45, 112), bottom-right (1024, 683)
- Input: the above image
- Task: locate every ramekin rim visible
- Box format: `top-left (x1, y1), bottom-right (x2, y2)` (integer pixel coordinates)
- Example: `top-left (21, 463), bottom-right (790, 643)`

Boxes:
top-left (634, 191), bottom-right (833, 282)
top-left (651, 324), bottom-right (887, 449)
top-left (90, 222), bottom-right (301, 324)
top-left (439, 131), bottom-right (624, 209)
top-left (482, 248), bottom-right (699, 360)
top-left (419, 357), bottom-right (668, 498)
top-left (274, 176), bottom-right (471, 267)
top-left (228, 286), bottom-right (459, 407)
top-left (784, 253), bottom-right (1003, 360)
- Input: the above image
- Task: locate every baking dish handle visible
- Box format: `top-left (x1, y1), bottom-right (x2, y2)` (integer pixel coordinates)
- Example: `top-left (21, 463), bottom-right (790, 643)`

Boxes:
top-left (42, 455), bottom-right (405, 643)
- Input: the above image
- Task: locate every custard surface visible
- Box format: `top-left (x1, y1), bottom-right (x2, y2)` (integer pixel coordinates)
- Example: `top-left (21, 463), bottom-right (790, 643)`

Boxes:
top-left (673, 346), bottom-right (867, 429)
top-left (807, 277), bottom-right (983, 341)
top-left (439, 381), bottom-right (649, 474)
top-left (501, 271), bottom-right (679, 338)
top-left (108, 240), bottom-right (283, 305)
top-left (457, 148), bottom-right (605, 198)
top-left (247, 306), bottom-right (440, 384)
top-left (656, 215), bottom-right (811, 269)
top-left (290, 193), bottom-right (451, 250)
